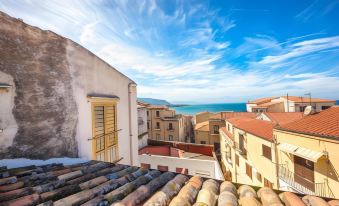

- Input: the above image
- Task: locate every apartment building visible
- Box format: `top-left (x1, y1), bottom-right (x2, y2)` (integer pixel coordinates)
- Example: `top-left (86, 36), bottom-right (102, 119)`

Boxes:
top-left (194, 112), bottom-right (256, 150)
top-left (146, 105), bottom-right (191, 142)
top-left (256, 112), bottom-right (303, 125)
top-left (0, 12), bottom-right (138, 166)
top-left (275, 106), bottom-right (339, 198)
top-left (220, 117), bottom-right (278, 189)
top-left (137, 102), bottom-right (149, 149)
top-left (194, 112), bottom-right (225, 149)
top-left (247, 96), bottom-right (336, 113)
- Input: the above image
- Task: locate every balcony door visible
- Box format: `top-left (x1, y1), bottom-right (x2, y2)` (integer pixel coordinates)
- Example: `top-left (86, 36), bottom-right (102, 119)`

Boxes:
top-left (92, 102), bottom-right (118, 162)
top-left (294, 156), bottom-right (315, 191)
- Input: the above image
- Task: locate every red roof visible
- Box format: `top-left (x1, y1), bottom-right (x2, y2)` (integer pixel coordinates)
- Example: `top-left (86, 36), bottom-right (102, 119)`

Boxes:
top-left (281, 96), bottom-right (336, 103)
top-left (248, 97), bottom-right (277, 104)
top-left (263, 112), bottom-right (303, 126)
top-left (228, 117), bottom-right (275, 141)
top-left (221, 112), bottom-right (257, 120)
top-left (277, 107), bottom-right (339, 139)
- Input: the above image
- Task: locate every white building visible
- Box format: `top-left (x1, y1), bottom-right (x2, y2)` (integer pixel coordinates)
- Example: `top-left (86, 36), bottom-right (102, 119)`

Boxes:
top-left (0, 11), bottom-right (138, 166)
top-left (137, 102), bottom-right (149, 149)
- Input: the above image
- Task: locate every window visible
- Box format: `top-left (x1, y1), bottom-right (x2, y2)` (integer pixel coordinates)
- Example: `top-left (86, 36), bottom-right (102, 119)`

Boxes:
top-left (147, 122), bottom-right (150, 129)
top-left (156, 122), bottom-right (160, 129)
top-left (147, 111), bottom-right (149, 116)
top-left (141, 163), bottom-right (150, 169)
top-left (300, 106), bottom-right (307, 112)
top-left (246, 163), bottom-right (252, 179)
top-left (92, 103), bottom-right (118, 163)
top-left (169, 123), bottom-right (173, 130)
top-left (138, 117), bottom-right (144, 126)
top-left (235, 154), bottom-right (239, 166)
top-left (256, 172), bottom-right (262, 182)
top-left (227, 124), bottom-right (230, 131)
top-left (264, 178), bottom-right (273, 188)
top-left (156, 110), bottom-right (160, 117)
top-left (262, 145), bottom-right (272, 160)
top-left (169, 135), bottom-right (173, 141)
top-left (176, 168), bottom-right (188, 175)
top-left (200, 141), bottom-right (206, 144)
top-left (239, 134), bottom-right (246, 157)
top-left (321, 106), bottom-right (331, 110)
top-left (213, 125), bottom-right (219, 134)
top-left (157, 165), bottom-right (168, 171)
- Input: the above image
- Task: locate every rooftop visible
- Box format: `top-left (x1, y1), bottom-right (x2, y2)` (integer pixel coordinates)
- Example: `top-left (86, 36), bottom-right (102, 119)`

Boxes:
top-left (194, 121), bottom-right (209, 132)
top-left (276, 106), bottom-right (339, 139)
top-left (0, 161), bottom-right (337, 205)
top-left (220, 127), bottom-right (234, 141)
top-left (262, 112), bottom-right (304, 126)
top-left (221, 111), bottom-right (257, 120)
top-left (228, 117), bottom-right (275, 141)
top-left (281, 96), bottom-right (336, 103)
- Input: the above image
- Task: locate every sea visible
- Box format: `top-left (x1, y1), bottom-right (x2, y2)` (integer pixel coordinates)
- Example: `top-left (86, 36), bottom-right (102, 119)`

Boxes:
top-left (170, 103), bottom-right (247, 116)
top-left (171, 100), bottom-right (339, 116)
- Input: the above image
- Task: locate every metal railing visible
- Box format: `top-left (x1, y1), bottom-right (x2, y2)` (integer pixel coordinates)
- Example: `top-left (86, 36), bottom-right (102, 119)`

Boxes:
top-left (234, 142), bottom-right (247, 157)
top-left (278, 164), bottom-right (334, 198)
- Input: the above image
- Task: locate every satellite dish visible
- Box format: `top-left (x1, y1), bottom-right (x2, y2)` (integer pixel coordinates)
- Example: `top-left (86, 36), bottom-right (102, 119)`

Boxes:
top-left (303, 105), bottom-right (313, 116)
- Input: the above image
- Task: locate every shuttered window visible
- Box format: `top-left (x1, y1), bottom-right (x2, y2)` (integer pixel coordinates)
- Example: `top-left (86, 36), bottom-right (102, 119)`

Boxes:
top-left (235, 154), bottom-right (239, 166)
top-left (92, 103), bottom-right (118, 163)
top-left (246, 163), bottom-right (252, 179)
top-left (262, 145), bottom-right (272, 160)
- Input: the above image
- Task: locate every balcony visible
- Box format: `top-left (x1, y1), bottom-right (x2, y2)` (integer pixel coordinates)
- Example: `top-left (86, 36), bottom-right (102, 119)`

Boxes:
top-left (167, 127), bottom-right (174, 131)
top-left (234, 142), bottom-right (247, 157)
top-left (278, 164), bottom-right (334, 198)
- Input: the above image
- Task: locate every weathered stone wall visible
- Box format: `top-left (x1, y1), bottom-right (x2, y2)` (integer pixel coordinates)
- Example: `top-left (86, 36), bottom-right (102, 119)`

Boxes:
top-left (0, 11), bottom-right (78, 159)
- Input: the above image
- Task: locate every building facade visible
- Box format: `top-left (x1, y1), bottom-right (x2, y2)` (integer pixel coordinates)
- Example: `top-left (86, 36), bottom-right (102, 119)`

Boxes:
top-left (247, 96), bottom-right (336, 113)
top-left (137, 102), bottom-right (149, 149)
top-left (146, 105), bottom-right (191, 142)
top-left (0, 12), bottom-right (138, 166)
top-left (220, 117), bottom-right (278, 189)
top-left (275, 107), bottom-right (339, 198)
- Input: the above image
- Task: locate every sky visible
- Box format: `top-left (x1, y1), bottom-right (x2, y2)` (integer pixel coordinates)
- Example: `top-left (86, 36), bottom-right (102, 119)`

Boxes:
top-left (1, 0), bottom-right (339, 104)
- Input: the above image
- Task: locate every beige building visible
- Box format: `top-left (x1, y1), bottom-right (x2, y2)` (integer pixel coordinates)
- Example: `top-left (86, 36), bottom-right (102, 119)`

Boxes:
top-left (194, 112), bottom-right (256, 151)
top-left (146, 105), bottom-right (191, 142)
top-left (220, 117), bottom-right (278, 189)
top-left (275, 106), bottom-right (339, 198)
top-left (137, 102), bottom-right (149, 149)
top-left (247, 96), bottom-right (336, 113)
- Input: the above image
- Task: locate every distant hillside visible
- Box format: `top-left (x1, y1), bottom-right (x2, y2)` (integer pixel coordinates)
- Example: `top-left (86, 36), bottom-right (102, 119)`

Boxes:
top-left (138, 98), bottom-right (171, 106)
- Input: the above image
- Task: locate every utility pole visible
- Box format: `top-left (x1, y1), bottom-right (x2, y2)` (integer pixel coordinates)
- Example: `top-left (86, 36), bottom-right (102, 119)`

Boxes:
top-left (305, 93), bottom-right (312, 106)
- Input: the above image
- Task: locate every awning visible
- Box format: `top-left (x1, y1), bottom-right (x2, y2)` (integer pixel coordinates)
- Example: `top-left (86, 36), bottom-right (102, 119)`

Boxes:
top-left (277, 142), bottom-right (325, 162)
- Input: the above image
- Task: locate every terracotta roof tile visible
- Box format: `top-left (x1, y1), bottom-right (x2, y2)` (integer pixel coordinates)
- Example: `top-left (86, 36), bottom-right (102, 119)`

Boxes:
top-left (263, 112), bottom-right (303, 126)
top-left (276, 106), bottom-right (339, 138)
top-left (221, 112), bottom-right (257, 119)
top-left (248, 97), bottom-right (277, 104)
top-left (228, 117), bottom-right (275, 141)
top-left (0, 161), bottom-right (337, 205)
top-left (253, 101), bottom-right (282, 108)
top-left (282, 96), bottom-right (336, 103)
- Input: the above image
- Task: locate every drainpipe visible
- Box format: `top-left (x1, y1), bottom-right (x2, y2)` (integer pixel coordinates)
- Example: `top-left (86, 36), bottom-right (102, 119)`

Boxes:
top-left (128, 83), bottom-right (137, 165)
top-left (273, 134), bottom-right (280, 189)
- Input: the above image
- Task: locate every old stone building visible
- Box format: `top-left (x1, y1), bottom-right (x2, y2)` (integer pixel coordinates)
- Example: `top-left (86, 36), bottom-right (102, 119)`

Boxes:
top-left (0, 12), bottom-right (138, 166)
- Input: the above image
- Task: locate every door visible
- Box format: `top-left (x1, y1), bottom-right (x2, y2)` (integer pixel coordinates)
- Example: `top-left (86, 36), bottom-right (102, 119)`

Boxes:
top-left (294, 156), bottom-right (315, 191)
top-left (92, 103), bottom-right (118, 162)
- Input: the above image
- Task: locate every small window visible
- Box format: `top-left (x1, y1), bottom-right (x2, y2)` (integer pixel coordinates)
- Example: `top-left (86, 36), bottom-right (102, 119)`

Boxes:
top-left (262, 145), bottom-right (272, 160)
top-left (176, 168), bottom-right (188, 175)
top-left (213, 125), bottom-right (219, 134)
top-left (246, 163), bottom-right (252, 179)
top-left (169, 135), bottom-right (173, 141)
top-left (256, 172), bottom-right (262, 182)
top-left (156, 110), bottom-right (160, 117)
top-left (156, 122), bottom-right (160, 129)
top-left (141, 163), bottom-right (150, 169)
top-left (200, 141), bottom-right (206, 144)
top-left (169, 123), bottom-right (173, 130)
top-left (235, 154), bottom-right (239, 166)
top-left (157, 165), bottom-right (168, 171)
top-left (147, 111), bottom-right (149, 116)
top-left (227, 124), bottom-right (230, 131)
top-left (147, 122), bottom-right (150, 129)
top-left (321, 106), bottom-right (330, 110)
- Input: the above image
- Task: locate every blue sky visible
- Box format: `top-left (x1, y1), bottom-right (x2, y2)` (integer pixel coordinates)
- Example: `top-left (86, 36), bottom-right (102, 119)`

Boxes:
top-left (1, 0), bottom-right (339, 103)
